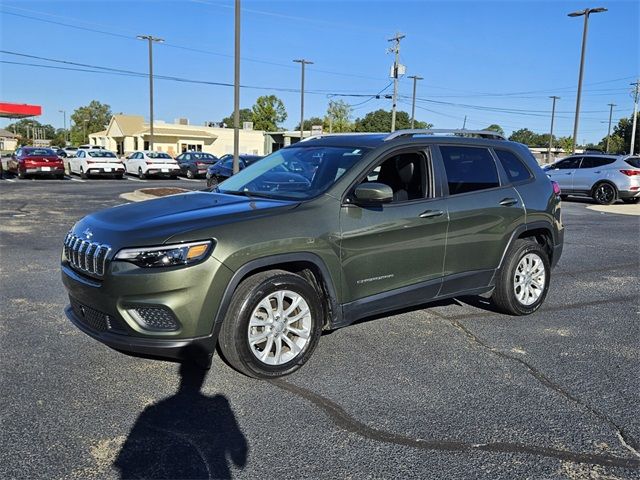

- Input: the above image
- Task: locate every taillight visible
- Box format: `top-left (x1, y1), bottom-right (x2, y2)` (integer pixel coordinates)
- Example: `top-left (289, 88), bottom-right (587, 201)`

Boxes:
top-left (551, 180), bottom-right (561, 196)
top-left (620, 169), bottom-right (640, 176)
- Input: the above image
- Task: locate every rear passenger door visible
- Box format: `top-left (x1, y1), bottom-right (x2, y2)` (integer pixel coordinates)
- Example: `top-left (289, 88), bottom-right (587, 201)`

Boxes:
top-left (572, 156), bottom-right (615, 193)
top-left (435, 144), bottom-right (525, 295)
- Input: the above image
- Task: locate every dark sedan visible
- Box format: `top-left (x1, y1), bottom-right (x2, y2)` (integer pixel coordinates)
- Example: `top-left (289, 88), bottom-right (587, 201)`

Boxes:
top-left (8, 147), bottom-right (65, 179)
top-left (206, 154), bottom-right (264, 187)
top-left (176, 152), bottom-right (219, 179)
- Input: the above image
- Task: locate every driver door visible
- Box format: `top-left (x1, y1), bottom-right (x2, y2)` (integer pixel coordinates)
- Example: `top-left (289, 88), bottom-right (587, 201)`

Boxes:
top-left (339, 147), bottom-right (448, 304)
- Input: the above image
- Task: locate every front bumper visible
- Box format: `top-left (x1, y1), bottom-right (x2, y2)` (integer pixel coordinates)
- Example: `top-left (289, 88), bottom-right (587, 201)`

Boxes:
top-left (25, 166), bottom-right (64, 174)
top-left (61, 254), bottom-right (234, 360)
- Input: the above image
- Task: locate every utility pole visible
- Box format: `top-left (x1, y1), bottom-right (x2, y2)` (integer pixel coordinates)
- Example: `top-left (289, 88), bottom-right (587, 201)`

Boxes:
top-left (605, 103), bottom-right (616, 153)
top-left (293, 59), bottom-right (313, 142)
top-left (462, 115), bottom-right (467, 129)
top-left (568, 7), bottom-right (607, 154)
top-left (59, 109), bottom-right (67, 145)
top-left (137, 34), bottom-right (164, 151)
top-left (233, 0), bottom-right (241, 174)
top-left (408, 75), bottom-right (423, 129)
top-left (387, 32), bottom-right (405, 132)
top-left (630, 80), bottom-right (640, 155)
top-left (548, 96), bottom-right (560, 160)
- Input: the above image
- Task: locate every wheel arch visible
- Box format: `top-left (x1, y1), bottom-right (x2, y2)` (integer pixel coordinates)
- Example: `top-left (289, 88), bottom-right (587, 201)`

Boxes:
top-left (498, 221), bottom-right (558, 270)
top-left (590, 179), bottom-right (618, 194)
top-left (212, 253), bottom-right (342, 335)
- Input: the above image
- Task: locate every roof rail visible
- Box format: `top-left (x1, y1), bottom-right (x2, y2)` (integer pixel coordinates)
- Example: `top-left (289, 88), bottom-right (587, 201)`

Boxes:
top-left (299, 132), bottom-right (386, 142)
top-left (384, 129), bottom-right (506, 141)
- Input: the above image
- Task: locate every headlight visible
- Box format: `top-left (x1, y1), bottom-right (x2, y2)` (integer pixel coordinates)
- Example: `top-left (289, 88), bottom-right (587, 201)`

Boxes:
top-left (114, 240), bottom-right (213, 268)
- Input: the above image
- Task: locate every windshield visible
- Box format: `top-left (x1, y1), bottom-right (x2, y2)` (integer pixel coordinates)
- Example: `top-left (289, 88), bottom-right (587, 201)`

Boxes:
top-left (88, 151), bottom-right (117, 158)
top-left (26, 149), bottom-right (55, 156)
top-left (218, 146), bottom-right (370, 200)
top-left (147, 152), bottom-right (172, 159)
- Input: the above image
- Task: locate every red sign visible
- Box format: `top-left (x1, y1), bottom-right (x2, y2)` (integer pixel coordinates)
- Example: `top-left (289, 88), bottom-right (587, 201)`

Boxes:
top-left (0, 102), bottom-right (42, 118)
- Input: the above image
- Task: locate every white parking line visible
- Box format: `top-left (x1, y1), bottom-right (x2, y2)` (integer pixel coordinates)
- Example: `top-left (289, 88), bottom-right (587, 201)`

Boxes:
top-left (176, 177), bottom-right (201, 182)
top-left (2, 178), bottom-right (16, 182)
top-left (70, 177), bottom-right (86, 183)
top-left (126, 176), bottom-right (147, 182)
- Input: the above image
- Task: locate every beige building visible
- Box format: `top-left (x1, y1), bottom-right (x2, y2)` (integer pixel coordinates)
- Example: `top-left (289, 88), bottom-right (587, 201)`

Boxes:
top-left (89, 114), bottom-right (266, 157)
top-left (0, 128), bottom-right (19, 152)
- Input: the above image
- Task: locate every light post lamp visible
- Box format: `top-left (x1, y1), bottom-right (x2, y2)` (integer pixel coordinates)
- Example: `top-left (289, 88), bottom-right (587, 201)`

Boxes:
top-left (137, 34), bottom-right (164, 151)
top-left (568, 7), bottom-right (607, 154)
top-left (294, 59), bottom-right (313, 143)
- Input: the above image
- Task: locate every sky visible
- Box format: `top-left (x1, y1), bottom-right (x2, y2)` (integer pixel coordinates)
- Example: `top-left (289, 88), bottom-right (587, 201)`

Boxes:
top-left (1, 0), bottom-right (638, 144)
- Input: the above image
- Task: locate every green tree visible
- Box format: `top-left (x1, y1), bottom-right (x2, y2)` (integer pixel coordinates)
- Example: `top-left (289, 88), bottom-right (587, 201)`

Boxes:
top-left (484, 124), bottom-right (505, 136)
top-left (251, 95), bottom-right (287, 131)
top-left (294, 117), bottom-right (325, 131)
top-left (354, 109), bottom-right (431, 132)
top-left (508, 128), bottom-right (539, 146)
top-left (325, 100), bottom-right (353, 132)
top-left (70, 100), bottom-right (112, 145)
top-left (607, 114), bottom-right (639, 154)
top-left (221, 108), bottom-right (253, 128)
top-left (557, 136), bottom-right (574, 154)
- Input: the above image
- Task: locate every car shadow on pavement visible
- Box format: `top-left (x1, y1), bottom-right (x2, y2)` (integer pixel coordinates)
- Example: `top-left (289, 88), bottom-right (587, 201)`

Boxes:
top-left (114, 346), bottom-right (248, 480)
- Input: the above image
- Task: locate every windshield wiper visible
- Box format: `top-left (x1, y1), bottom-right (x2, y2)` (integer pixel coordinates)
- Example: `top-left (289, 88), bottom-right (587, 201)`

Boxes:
top-left (219, 190), bottom-right (284, 200)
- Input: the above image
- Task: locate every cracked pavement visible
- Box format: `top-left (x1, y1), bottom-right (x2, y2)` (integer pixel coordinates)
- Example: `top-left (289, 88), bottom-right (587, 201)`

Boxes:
top-left (1, 178), bottom-right (638, 479)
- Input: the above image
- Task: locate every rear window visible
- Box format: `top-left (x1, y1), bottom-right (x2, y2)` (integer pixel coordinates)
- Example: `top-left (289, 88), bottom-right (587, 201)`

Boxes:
top-left (581, 157), bottom-right (616, 168)
top-left (440, 146), bottom-right (500, 195)
top-left (495, 149), bottom-right (532, 183)
top-left (26, 149), bottom-right (55, 156)
top-left (147, 152), bottom-right (172, 159)
top-left (625, 157), bottom-right (640, 168)
top-left (88, 151), bottom-right (116, 158)
top-left (192, 153), bottom-right (217, 161)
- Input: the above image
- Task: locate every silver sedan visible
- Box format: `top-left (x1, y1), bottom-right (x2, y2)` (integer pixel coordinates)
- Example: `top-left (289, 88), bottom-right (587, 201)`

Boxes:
top-left (543, 155), bottom-right (640, 205)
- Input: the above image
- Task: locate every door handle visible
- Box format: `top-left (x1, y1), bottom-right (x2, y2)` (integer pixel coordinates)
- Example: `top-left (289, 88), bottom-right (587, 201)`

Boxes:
top-left (419, 209), bottom-right (444, 219)
top-left (499, 198), bottom-right (519, 207)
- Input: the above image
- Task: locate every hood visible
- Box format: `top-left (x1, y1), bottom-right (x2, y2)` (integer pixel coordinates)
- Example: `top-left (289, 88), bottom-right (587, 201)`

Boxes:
top-left (71, 191), bottom-right (298, 249)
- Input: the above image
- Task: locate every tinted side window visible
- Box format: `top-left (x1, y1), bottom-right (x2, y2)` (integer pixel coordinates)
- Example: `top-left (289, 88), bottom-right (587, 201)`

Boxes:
top-left (555, 158), bottom-right (581, 169)
top-left (495, 149), bottom-right (532, 183)
top-left (440, 146), bottom-right (500, 195)
top-left (222, 159), bottom-right (233, 169)
top-left (364, 151), bottom-right (428, 202)
top-left (625, 157), bottom-right (640, 168)
top-left (581, 156), bottom-right (616, 168)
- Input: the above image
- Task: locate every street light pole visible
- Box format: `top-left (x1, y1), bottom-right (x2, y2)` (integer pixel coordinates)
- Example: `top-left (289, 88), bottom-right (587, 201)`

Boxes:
top-left (137, 34), bottom-right (164, 151)
top-left (605, 103), bottom-right (616, 153)
top-left (630, 80), bottom-right (640, 155)
top-left (568, 7), bottom-right (607, 154)
top-left (233, 0), bottom-right (241, 174)
top-left (408, 75), bottom-right (423, 129)
top-left (548, 96), bottom-right (560, 160)
top-left (293, 59), bottom-right (313, 142)
top-left (58, 109), bottom-right (67, 145)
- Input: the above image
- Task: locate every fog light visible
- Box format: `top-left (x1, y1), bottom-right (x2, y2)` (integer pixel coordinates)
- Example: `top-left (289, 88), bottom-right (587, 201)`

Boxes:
top-left (128, 307), bottom-right (179, 331)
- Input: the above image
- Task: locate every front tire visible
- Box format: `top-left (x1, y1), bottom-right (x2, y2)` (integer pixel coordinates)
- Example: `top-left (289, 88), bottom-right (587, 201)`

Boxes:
top-left (18, 170), bottom-right (26, 179)
top-left (218, 270), bottom-right (323, 378)
top-left (207, 176), bottom-right (218, 189)
top-left (592, 182), bottom-right (617, 205)
top-left (490, 239), bottom-right (550, 316)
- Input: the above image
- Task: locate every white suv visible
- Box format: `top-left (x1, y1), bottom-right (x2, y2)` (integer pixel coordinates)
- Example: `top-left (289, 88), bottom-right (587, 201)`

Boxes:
top-left (69, 149), bottom-right (125, 179)
top-left (124, 151), bottom-right (180, 179)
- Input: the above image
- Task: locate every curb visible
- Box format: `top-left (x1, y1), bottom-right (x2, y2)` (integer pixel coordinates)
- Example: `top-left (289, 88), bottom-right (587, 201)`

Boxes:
top-left (119, 188), bottom-right (190, 203)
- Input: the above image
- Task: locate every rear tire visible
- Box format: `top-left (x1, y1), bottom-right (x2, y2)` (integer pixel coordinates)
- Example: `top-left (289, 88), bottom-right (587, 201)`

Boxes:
top-left (592, 182), bottom-right (617, 205)
top-left (218, 270), bottom-right (323, 378)
top-left (80, 167), bottom-right (88, 179)
top-left (186, 169), bottom-right (195, 179)
top-left (560, 194), bottom-right (568, 201)
top-left (138, 167), bottom-right (146, 180)
top-left (18, 170), bottom-right (26, 179)
top-left (490, 239), bottom-right (550, 316)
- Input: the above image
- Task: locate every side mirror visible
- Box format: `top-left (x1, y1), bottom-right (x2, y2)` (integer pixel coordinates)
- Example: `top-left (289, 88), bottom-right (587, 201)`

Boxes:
top-left (353, 182), bottom-right (393, 204)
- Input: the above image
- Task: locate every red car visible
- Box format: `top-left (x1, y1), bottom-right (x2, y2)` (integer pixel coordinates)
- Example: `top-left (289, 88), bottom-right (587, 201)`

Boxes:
top-left (8, 147), bottom-right (65, 179)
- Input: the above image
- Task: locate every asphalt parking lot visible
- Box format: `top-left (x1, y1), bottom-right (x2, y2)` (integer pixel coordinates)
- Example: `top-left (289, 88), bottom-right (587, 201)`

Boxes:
top-left (1, 177), bottom-right (639, 479)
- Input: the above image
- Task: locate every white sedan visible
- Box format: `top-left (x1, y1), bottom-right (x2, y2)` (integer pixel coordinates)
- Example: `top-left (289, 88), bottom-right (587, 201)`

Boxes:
top-left (124, 151), bottom-right (180, 179)
top-left (69, 149), bottom-right (125, 179)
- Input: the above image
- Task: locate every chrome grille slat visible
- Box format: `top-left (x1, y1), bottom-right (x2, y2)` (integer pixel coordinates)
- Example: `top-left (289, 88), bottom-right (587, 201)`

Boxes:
top-left (63, 232), bottom-right (110, 278)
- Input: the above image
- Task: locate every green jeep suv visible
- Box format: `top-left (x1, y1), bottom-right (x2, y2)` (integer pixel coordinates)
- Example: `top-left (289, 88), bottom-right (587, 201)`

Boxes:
top-left (61, 129), bottom-right (564, 378)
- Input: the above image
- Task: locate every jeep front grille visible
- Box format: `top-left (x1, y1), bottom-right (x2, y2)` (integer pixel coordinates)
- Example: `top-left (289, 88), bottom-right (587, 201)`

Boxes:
top-left (64, 232), bottom-right (111, 276)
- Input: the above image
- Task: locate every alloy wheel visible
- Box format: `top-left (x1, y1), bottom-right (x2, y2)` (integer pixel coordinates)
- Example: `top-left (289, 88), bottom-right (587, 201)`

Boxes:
top-left (247, 290), bottom-right (312, 365)
top-left (594, 183), bottom-right (615, 204)
top-left (513, 253), bottom-right (546, 306)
